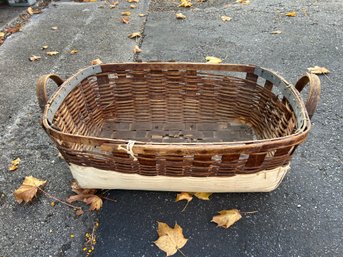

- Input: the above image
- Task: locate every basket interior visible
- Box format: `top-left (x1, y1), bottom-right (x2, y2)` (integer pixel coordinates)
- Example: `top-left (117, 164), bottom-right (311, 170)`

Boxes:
top-left (52, 68), bottom-right (297, 143)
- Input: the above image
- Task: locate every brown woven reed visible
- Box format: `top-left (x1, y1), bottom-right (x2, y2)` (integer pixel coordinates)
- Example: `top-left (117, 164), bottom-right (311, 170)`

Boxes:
top-left (37, 63), bottom-right (320, 177)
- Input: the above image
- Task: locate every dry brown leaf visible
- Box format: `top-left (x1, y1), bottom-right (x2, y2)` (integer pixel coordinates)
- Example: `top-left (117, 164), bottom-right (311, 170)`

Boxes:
top-left (121, 16), bottom-right (130, 24)
top-left (130, 4), bottom-right (137, 8)
top-left (176, 192), bottom-right (193, 202)
top-left (47, 51), bottom-right (59, 56)
top-left (211, 209), bottom-right (242, 229)
top-left (176, 13), bottom-right (186, 19)
top-left (51, 26), bottom-right (58, 30)
top-left (121, 11), bottom-right (131, 16)
top-left (179, 0), bottom-right (192, 8)
top-left (29, 55), bottom-right (41, 62)
top-left (75, 208), bottom-right (84, 216)
top-left (133, 45), bottom-right (142, 53)
top-left (194, 192), bottom-right (212, 200)
top-left (138, 13), bottom-right (145, 17)
top-left (307, 66), bottom-right (330, 75)
top-left (8, 158), bottom-right (21, 171)
top-left (128, 32), bottom-right (141, 38)
top-left (84, 195), bottom-right (103, 211)
top-left (271, 30), bottom-right (282, 34)
top-left (221, 15), bottom-right (232, 22)
top-left (286, 11), bottom-right (297, 17)
top-left (206, 56), bottom-right (222, 64)
top-left (91, 58), bottom-right (103, 65)
top-left (154, 222), bottom-right (188, 256)
top-left (27, 7), bottom-right (42, 15)
top-left (27, 7), bottom-right (34, 15)
top-left (70, 49), bottom-right (78, 54)
top-left (6, 24), bottom-right (21, 34)
top-left (41, 45), bottom-right (48, 49)
top-left (236, 0), bottom-right (250, 4)
top-left (14, 176), bottom-right (47, 203)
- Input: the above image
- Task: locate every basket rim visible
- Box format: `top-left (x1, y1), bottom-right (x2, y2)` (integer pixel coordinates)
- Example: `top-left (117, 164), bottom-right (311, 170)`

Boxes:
top-left (41, 62), bottom-right (311, 152)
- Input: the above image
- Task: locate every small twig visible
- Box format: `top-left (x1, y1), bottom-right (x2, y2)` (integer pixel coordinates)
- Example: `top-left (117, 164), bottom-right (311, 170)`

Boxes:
top-left (100, 196), bottom-right (117, 203)
top-left (177, 248), bottom-right (188, 257)
top-left (181, 201), bottom-right (190, 212)
top-left (241, 210), bottom-right (258, 215)
top-left (38, 187), bottom-right (81, 210)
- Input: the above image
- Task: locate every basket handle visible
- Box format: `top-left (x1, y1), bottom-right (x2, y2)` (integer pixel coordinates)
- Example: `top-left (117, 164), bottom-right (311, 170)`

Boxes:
top-left (36, 74), bottom-right (64, 112)
top-left (294, 73), bottom-right (321, 119)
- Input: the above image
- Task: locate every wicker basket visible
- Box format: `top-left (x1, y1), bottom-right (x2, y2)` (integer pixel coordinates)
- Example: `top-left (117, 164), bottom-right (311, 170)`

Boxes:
top-left (36, 62), bottom-right (320, 192)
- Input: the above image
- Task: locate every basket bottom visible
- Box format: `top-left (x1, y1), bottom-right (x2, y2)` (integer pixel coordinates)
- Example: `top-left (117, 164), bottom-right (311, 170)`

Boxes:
top-left (69, 164), bottom-right (290, 193)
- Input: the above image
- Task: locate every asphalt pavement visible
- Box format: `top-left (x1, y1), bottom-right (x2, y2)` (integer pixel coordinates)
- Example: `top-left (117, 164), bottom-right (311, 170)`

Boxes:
top-left (0, 0), bottom-right (342, 257)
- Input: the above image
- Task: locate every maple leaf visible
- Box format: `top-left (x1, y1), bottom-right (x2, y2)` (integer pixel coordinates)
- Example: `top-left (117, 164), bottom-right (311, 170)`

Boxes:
top-left (307, 66), bottom-right (330, 75)
top-left (211, 209), bottom-right (242, 229)
top-left (91, 58), bottom-right (103, 65)
top-left (154, 222), bottom-right (188, 256)
top-left (176, 13), bottom-right (186, 19)
top-left (271, 30), bottom-right (282, 34)
top-left (84, 195), bottom-right (103, 211)
top-left (286, 11), bottom-right (297, 17)
top-left (121, 16), bottom-right (130, 24)
top-left (194, 192), bottom-right (212, 200)
top-left (29, 55), bottom-right (41, 62)
top-left (221, 15), bottom-right (232, 22)
top-left (179, 0), bottom-right (192, 7)
top-left (47, 51), bottom-right (59, 56)
top-left (206, 56), bottom-right (222, 64)
top-left (128, 32), bottom-right (142, 38)
top-left (8, 157), bottom-right (21, 171)
top-left (133, 45), bottom-right (142, 53)
top-left (121, 11), bottom-right (131, 16)
top-left (14, 176), bottom-right (47, 203)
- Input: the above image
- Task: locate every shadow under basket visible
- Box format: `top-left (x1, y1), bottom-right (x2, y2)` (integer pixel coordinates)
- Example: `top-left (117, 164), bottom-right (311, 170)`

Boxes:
top-left (37, 62), bottom-right (320, 192)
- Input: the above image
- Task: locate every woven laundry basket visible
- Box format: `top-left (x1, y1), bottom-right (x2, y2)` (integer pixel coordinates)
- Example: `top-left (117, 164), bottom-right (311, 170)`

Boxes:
top-left (37, 62), bottom-right (320, 192)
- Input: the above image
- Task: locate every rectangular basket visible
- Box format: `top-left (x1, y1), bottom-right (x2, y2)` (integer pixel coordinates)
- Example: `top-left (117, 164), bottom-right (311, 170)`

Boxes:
top-left (37, 62), bottom-right (320, 192)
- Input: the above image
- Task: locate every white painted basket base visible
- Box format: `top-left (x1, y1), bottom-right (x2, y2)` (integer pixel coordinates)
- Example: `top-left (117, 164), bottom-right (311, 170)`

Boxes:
top-left (70, 163), bottom-right (290, 192)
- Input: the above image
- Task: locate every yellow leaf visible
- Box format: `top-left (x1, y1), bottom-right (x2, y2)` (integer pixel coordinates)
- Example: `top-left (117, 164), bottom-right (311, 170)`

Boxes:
top-left (91, 58), bottom-right (103, 65)
top-left (154, 222), bottom-right (188, 256)
top-left (176, 192), bottom-right (193, 202)
top-left (221, 15), bottom-right (232, 22)
top-left (50, 201), bottom-right (55, 207)
top-left (236, 0), bottom-right (250, 4)
top-left (109, 1), bottom-right (119, 8)
top-left (51, 26), bottom-right (58, 30)
top-left (84, 195), bottom-right (103, 211)
top-left (206, 56), bottom-right (222, 64)
top-left (8, 158), bottom-right (21, 171)
top-left (70, 233), bottom-right (75, 238)
top-left (27, 7), bottom-right (42, 15)
top-left (128, 32), bottom-right (142, 38)
top-left (307, 66), bottom-right (330, 75)
top-left (41, 45), bottom-right (48, 49)
top-left (176, 13), bottom-right (186, 19)
top-left (27, 7), bottom-right (34, 15)
top-left (121, 11), bottom-right (131, 16)
top-left (133, 45), bottom-right (142, 53)
top-left (130, 4), bottom-right (137, 9)
top-left (211, 209), bottom-right (242, 229)
top-left (29, 55), bottom-right (41, 62)
top-left (70, 49), bottom-right (78, 54)
top-left (179, 0), bottom-right (192, 8)
top-left (138, 13), bottom-right (145, 17)
top-left (194, 192), bottom-right (212, 200)
top-left (286, 11), bottom-right (297, 17)
top-left (47, 51), bottom-right (59, 56)
top-left (121, 16), bottom-right (130, 24)
top-left (271, 30), bottom-right (282, 34)
top-left (0, 32), bottom-right (5, 38)
top-left (128, 0), bottom-right (139, 2)
top-left (14, 176), bottom-right (47, 203)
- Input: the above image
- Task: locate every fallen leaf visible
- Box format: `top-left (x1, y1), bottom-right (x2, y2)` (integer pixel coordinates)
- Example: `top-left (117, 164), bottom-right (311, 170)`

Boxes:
top-left (91, 58), bottom-right (103, 65)
top-left (121, 11), bottom-right (131, 16)
top-left (29, 55), bottom-right (41, 62)
top-left (71, 180), bottom-right (96, 195)
top-left (41, 45), bottom-right (48, 49)
top-left (236, 0), bottom-right (250, 4)
top-left (14, 176), bottom-right (47, 203)
top-left (5, 24), bottom-right (21, 34)
top-left (130, 4), bottom-right (137, 8)
top-left (50, 201), bottom-right (55, 207)
top-left (109, 1), bottom-right (119, 8)
top-left (211, 209), bottom-right (242, 229)
top-left (286, 11), bottom-right (297, 17)
top-left (307, 66), bottom-right (330, 75)
top-left (138, 13), bottom-right (145, 17)
top-left (27, 7), bottom-right (34, 15)
top-left (0, 32), bottom-right (5, 38)
top-left (75, 208), bottom-right (84, 216)
top-left (206, 56), bottom-right (222, 64)
top-left (8, 158), bottom-right (21, 171)
top-left (154, 222), bottom-right (188, 256)
top-left (176, 13), bottom-right (186, 19)
top-left (133, 45), bottom-right (142, 53)
top-left (271, 30), bottom-right (282, 34)
top-left (221, 15), bottom-right (232, 22)
top-left (176, 192), bottom-right (193, 203)
top-left (47, 51), bottom-right (59, 56)
top-left (194, 192), bottom-right (212, 200)
top-left (70, 49), bottom-right (78, 54)
top-left (128, 32), bottom-right (141, 38)
top-left (51, 26), bottom-right (58, 30)
top-left (121, 16), bottom-right (130, 24)
top-left (128, 0), bottom-right (139, 2)
top-left (179, 0), bottom-right (192, 8)
top-left (27, 7), bottom-right (42, 15)
top-left (84, 195), bottom-right (103, 211)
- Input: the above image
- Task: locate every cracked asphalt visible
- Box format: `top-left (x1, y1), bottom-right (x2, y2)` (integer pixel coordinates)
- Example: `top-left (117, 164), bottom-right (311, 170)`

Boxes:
top-left (0, 0), bottom-right (342, 257)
